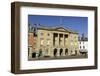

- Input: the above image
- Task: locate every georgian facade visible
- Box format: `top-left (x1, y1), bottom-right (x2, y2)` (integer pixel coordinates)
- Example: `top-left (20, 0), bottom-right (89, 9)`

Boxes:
top-left (28, 25), bottom-right (37, 58)
top-left (28, 26), bottom-right (80, 59)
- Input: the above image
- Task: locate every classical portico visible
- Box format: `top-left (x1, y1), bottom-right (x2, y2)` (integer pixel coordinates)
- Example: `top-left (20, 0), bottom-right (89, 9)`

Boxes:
top-left (52, 32), bottom-right (71, 57)
top-left (53, 33), bottom-right (69, 47)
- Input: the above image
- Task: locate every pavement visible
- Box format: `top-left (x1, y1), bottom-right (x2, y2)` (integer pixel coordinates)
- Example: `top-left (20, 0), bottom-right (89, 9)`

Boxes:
top-left (29, 55), bottom-right (88, 61)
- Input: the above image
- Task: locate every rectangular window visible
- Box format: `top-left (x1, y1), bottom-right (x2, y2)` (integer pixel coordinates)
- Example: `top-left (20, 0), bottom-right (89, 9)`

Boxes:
top-left (45, 49), bottom-right (48, 55)
top-left (65, 34), bottom-right (68, 38)
top-left (83, 46), bottom-right (85, 49)
top-left (47, 40), bottom-right (50, 45)
top-left (47, 33), bottom-right (50, 36)
top-left (40, 39), bottom-right (44, 45)
top-left (75, 43), bottom-right (77, 45)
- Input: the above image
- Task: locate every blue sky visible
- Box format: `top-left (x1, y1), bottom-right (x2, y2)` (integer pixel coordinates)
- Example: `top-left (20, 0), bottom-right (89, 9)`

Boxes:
top-left (28, 15), bottom-right (88, 37)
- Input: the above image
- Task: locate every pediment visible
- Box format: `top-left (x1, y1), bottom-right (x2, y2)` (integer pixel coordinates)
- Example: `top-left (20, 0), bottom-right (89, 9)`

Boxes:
top-left (55, 27), bottom-right (69, 32)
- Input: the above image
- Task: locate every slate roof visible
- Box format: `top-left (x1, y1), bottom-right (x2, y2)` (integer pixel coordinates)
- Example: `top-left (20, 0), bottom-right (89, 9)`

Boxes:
top-left (37, 25), bottom-right (78, 34)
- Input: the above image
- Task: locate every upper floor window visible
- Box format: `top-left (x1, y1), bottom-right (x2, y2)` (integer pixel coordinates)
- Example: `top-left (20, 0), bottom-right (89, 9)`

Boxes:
top-left (47, 33), bottom-right (50, 36)
top-left (83, 46), bottom-right (85, 49)
top-left (40, 39), bottom-right (44, 45)
top-left (65, 34), bottom-right (68, 38)
top-left (41, 33), bottom-right (43, 36)
top-left (28, 34), bottom-right (30, 37)
top-left (71, 42), bottom-right (73, 45)
top-left (80, 46), bottom-right (81, 49)
top-left (75, 43), bottom-right (77, 45)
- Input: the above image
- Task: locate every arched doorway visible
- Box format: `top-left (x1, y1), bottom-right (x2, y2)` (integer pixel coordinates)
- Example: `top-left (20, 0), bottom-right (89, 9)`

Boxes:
top-left (65, 48), bottom-right (68, 55)
top-left (60, 48), bottom-right (63, 56)
top-left (54, 48), bottom-right (57, 57)
top-left (75, 50), bottom-right (77, 55)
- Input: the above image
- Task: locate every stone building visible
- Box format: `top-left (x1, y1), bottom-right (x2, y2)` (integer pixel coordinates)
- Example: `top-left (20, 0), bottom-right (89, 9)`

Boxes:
top-left (28, 25), bottom-right (80, 59)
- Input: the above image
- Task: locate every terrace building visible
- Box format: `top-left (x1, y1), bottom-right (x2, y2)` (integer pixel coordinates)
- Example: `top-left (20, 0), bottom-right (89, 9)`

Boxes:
top-left (79, 34), bottom-right (88, 55)
top-left (28, 25), bottom-right (37, 58)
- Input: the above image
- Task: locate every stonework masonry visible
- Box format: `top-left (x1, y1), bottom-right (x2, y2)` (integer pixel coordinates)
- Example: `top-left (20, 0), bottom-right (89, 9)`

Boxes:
top-left (28, 26), bottom-right (80, 59)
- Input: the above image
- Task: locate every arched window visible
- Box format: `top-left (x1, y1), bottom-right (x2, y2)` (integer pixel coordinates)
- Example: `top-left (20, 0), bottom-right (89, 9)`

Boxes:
top-left (65, 48), bottom-right (68, 55)
top-left (75, 50), bottom-right (77, 55)
top-left (54, 48), bottom-right (57, 57)
top-left (80, 46), bottom-right (81, 49)
top-left (60, 48), bottom-right (63, 56)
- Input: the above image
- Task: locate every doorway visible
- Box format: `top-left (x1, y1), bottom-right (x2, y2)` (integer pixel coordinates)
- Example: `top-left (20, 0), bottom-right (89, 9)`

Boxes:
top-left (54, 48), bottom-right (57, 57)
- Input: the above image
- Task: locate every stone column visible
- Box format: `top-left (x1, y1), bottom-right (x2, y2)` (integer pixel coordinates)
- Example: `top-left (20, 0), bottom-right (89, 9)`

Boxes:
top-left (63, 48), bottom-right (65, 56)
top-left (68, 49), bottom-right (71, 56)
top-left (50, 48), bottom-right (53, 57)
top-left (53, 33), bottom-right (55, 46)
top-left (57, 48), bottom-right (60, 57)
top-left (63, 34), bottom-right (64, 47)
top-left (63, 34), bottom-right (65, 46)
top-left (29, 47), bottom-right (33, 58)
top-left (57, 33), bottom-right (59, 47)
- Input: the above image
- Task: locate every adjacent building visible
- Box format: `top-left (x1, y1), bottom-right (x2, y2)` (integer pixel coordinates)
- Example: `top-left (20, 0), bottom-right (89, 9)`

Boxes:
top-left (79, 34), bottom-right (88, 55)
top-left (28, 25), bottom-right (37, 58)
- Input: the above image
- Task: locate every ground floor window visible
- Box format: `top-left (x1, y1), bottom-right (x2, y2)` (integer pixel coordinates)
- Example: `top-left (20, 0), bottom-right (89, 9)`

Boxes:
top-left (38, 49), bottom-right (42, 57)
top-left (32, 52), bottom-right (36, 58)
top-left (75, 50), bottom-right (77, 55)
